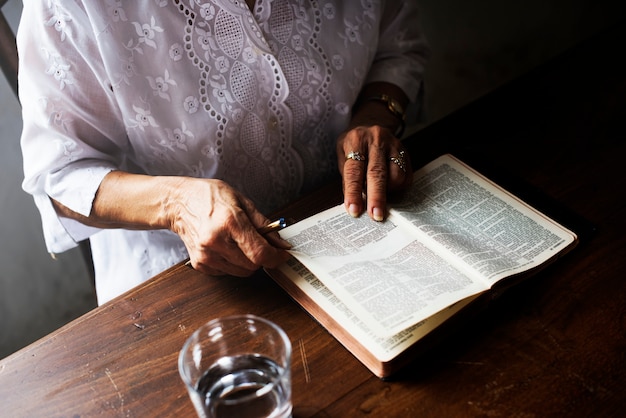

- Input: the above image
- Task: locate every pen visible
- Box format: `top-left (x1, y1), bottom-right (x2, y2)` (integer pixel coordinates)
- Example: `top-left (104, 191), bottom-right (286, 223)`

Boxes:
top-left (184, 217), bottom-right (288, 267)
top-left (257, 217), bottom-right (288, 235)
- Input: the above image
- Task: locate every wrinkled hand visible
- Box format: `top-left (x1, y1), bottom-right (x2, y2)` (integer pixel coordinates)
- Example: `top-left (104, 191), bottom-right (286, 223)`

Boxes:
top-left (170, 178), bottom-right (291, 276)
top-left (337, 125), bottom-right (412, 221)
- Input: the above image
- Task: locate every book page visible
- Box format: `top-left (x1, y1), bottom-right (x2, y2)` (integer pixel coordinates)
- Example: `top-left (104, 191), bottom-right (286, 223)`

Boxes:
top-left (281, 205), bottom-right (488, 337)
top-left (392, 154), bottom-right (577, 285)
top-left (272, 257), bottom-right (477, 362)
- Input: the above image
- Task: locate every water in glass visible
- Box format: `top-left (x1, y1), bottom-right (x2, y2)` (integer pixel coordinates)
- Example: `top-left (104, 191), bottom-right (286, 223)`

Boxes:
top-left (196, 353), bottom-right (292, 418)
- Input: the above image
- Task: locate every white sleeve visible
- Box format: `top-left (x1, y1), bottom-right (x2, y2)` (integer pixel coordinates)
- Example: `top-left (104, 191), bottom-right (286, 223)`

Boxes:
top-left (17, 1), bottom-right (127, 253)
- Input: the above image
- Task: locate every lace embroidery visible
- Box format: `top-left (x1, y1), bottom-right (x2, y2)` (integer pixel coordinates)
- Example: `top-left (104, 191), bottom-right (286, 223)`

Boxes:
top-left (173, 0), bottom-right (304, 210)
top-left (40, 98), bottom-right (82, 163)
top-left (146, 69), bottom-right (178, 101)
top-left (106, 0), bottom-right (127, 22)
top-left (45, 5), bottom-right (72, 41)
top-left (129, 103), bottom-right (160, 131)
top-left (131, 17), bottom-right (164, 50)
top-left (164, 122), bottom-right (194, 151)
top-left (42, 49), bottom-right (74, 90)
top-left (40, 97), bottom-right (72, 133)
top-left (35, 0), bottom-right (386, 213)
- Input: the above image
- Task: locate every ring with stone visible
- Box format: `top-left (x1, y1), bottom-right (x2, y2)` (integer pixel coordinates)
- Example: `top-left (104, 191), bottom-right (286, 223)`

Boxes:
top-left (389, 150), bottom-right (407, 173)
top-left (346, 151), bottom-right (366, 162)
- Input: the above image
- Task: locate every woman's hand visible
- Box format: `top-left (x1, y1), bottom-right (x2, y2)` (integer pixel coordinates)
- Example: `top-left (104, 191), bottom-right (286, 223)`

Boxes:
top-left (168, 177), bottom-right (291, 276)
top-left (337, 125), bottom-right (412, 221)
top-left (52, 172), bottom-right (291, 277)
top-left (337, 82), bottom-right (413, 221)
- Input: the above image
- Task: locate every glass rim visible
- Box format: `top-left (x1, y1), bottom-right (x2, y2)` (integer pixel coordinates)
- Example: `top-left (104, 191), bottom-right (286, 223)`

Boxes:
top-left (178, 314), bottom-right (292, 393)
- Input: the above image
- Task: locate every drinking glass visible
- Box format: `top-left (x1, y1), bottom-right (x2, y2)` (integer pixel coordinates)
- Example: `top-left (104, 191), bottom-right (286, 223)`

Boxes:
top-left (179, 315), bottom-right (292, 418)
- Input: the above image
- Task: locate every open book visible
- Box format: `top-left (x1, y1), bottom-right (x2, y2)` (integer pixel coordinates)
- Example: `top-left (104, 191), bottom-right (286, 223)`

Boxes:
top-left (266, 154), bottom-right (578, 378)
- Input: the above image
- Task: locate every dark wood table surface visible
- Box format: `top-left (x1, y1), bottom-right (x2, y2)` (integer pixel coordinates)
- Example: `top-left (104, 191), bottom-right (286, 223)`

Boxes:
top-left (2, 21), bottom-right (626, 418)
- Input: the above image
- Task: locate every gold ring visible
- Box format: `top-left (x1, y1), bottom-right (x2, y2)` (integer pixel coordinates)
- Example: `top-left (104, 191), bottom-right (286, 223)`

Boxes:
top-left (390, 150), bottom-right (407, 173)
top-left (346, 151), bottom-right (366, 161)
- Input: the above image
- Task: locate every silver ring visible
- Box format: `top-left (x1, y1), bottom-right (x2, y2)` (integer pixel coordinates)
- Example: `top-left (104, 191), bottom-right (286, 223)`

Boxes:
top-left (390, 150), bottom-right (407, 173)
top-left (346, 151), bottom-right (366, 161)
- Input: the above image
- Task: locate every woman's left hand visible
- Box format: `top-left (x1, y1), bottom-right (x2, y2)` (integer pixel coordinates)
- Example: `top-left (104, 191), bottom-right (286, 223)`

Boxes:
top-left (337, 123), bottom-right (412, 222)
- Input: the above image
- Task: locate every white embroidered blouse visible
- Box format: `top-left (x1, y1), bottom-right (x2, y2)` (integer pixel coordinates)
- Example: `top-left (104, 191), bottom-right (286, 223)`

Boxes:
top-left (18, 0), bottom-right (427, 303)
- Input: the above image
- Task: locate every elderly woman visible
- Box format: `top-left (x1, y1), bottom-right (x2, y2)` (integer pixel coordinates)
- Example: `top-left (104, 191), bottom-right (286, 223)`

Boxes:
top-left (18, 0), bottom-right (428, 304)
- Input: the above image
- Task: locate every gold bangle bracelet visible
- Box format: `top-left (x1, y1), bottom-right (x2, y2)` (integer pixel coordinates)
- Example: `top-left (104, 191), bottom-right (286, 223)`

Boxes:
top-left (364, 94), bottom-right (406, 137)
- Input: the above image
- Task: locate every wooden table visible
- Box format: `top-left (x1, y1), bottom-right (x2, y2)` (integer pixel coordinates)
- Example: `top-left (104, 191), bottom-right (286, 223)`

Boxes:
top-left (3, 21), bottom-right (626, 418)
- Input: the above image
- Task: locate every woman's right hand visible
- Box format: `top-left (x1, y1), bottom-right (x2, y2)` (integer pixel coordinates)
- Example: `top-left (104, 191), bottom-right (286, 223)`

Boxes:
top-left (168, 177), bottom-right (291, 276)
top-left (52, 172), bottom-right (291, 277)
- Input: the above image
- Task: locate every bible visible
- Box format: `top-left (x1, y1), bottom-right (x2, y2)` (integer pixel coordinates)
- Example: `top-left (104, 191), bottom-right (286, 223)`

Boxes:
top-left (266, 154), bottom-right (578, 378)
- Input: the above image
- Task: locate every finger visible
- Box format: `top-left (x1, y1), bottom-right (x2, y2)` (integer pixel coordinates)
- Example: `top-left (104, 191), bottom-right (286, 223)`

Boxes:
top-left (238, 196), bottom-right (292, 250)
top-left (201, 234), bottom-right (287, 276)
top-left (185, 209), bottom-right (265, 275)
top-left (365, 140), bottom-right (388, 222)
top-left (192, 250), bottom-right (257, 277)
top-left (227, 194), bottom-right (292, 267)
top-left (343, 151), bottom-right (367, 217)
top-left (263, 230), bottom-right (292, 250)
top-left (192, 225), bottom-right (260, 272)
top-left (388, 148), bottom-right (413, 191)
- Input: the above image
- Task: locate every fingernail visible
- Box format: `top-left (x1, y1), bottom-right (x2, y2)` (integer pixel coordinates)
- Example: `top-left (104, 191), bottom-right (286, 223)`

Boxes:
top-left (373, 207), bottom-right (384, 222)
top-left (349, 203), bottom-right (360, 218)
